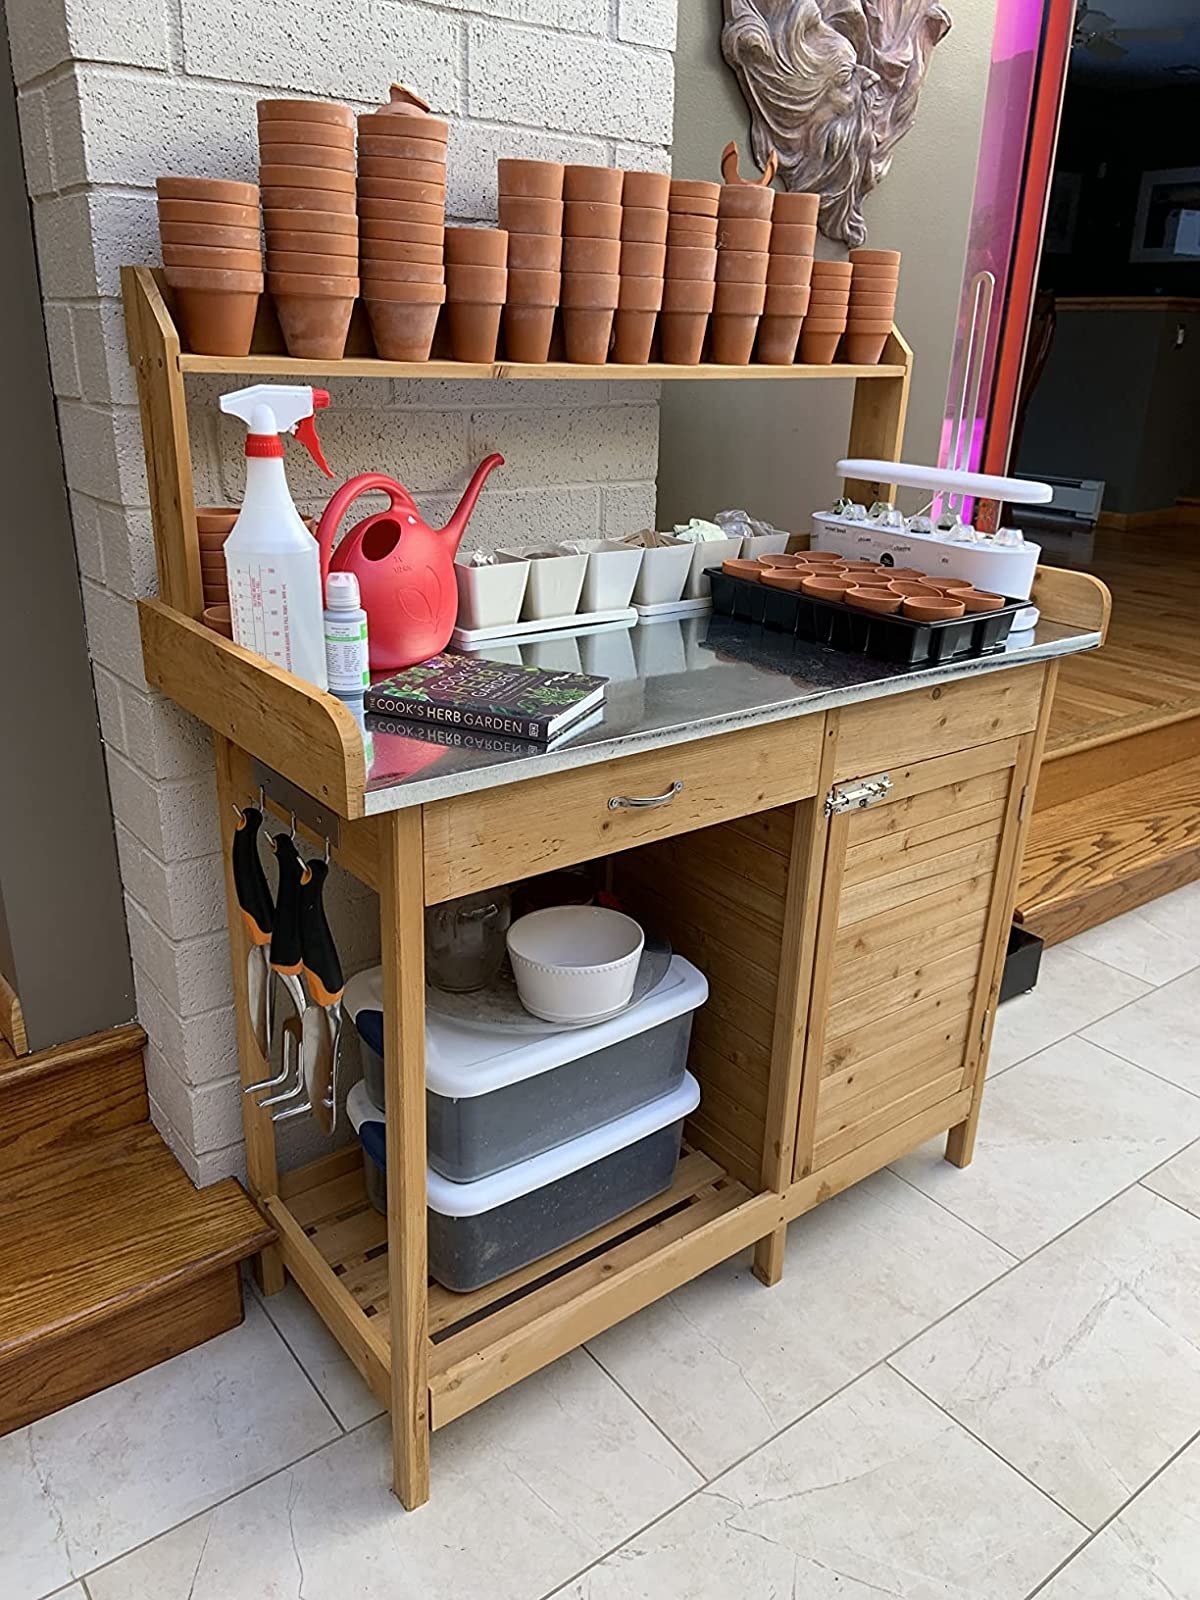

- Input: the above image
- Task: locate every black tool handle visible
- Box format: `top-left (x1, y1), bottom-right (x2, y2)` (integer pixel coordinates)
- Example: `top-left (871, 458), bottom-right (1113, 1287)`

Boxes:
top-left (232, 806), bottom-right (273, 947)
top-left (270, 833), bottom-right (305, 976)
top-left (299, 858), bottom-right (344, 1007)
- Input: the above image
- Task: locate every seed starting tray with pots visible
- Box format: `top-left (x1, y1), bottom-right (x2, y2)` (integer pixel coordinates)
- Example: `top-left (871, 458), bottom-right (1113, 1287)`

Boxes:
top-left (706, 567), bottom-right (1024, 666)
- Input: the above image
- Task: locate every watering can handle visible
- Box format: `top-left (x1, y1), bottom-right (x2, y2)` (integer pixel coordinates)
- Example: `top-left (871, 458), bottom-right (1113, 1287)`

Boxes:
top-left (316, 473), bottom-right (412, 587)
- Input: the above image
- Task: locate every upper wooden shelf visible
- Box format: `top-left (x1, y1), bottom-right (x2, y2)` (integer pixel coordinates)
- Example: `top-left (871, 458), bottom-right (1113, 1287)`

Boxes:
top-left (179, 352), bottom-right (909, 381)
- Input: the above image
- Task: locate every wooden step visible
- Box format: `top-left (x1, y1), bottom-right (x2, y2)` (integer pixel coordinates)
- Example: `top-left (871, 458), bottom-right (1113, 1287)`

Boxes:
top-left (1017, 752), bottom-right (1200, 945)
top-left (1036, 709), bottom-right (1200, 812)
top-left (0, 1026), bottom-right (273, 1434)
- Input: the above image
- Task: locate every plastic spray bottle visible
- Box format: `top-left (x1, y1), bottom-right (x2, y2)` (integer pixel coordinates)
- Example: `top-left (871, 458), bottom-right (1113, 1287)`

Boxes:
top-left (219, 384), bottom-right (334, 691)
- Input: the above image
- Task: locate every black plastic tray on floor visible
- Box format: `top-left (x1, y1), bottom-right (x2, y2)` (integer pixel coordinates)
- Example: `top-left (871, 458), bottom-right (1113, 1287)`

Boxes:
top-left (706, 567), bottom-right (1024, 666)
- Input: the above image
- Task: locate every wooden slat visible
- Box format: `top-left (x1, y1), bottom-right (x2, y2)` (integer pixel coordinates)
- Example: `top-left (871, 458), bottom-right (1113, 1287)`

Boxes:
top-left (831, 902), bottom-right (990, 1006)
top-left (842, 810), bottom-right (1005, 887)
top-left (836, 837), bottom-right (1001, 926)
top-left (0, 1024), bottom-right (147, 1176)
top-left (180, 352), bottom-right (908, 382)
top-left (617, 874), bottom-right (779, 1015)
top-left (724, 805), bottom-right (797, 857)
top-left (685, 1112), bottom-right (763, 1190)
top-left (817, 1055), bottom-right (967, 1143)
top-left (832, 872), bottom-right (994, 971)
top-left (847, 767), bottom-right (1011, 846)
top-left (286, 1167), bottom-right (368, 1230)
top-left (0, 971), bottom-right (27, 1056)
top-left (843, 328), bottom-right (912, 505)
top-left (814, 1071), bottom-right (966, 1168)
top-left (823, 977), bottom-right (976, 1078)
top-left (689, 1040), bottom-right (769, 1118)
top-left (1030, 564), bottom-right (1111, 637)
top-left (834, 670), bottom-right (1041, 780)
top-left (820, 1012), bottom-right (973, 1113)
top-left (278, 1144), bottom-right (360, 1202)
top-left (619, 861), bottom-right (784, 975)
top-left (825, 941), bottom-right (984, 1042)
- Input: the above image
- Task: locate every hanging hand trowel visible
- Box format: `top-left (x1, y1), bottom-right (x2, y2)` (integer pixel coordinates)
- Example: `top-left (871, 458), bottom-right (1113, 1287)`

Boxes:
top-left (298, 855), bottom-right (344, 1136)
top-left (231, 802), bottom-right (273, 1060)
top-left (252, 832), bottom-right (310, 1106)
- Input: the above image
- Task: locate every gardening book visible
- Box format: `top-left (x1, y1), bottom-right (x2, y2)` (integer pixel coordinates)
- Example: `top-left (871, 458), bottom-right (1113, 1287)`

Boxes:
top-left (365, 652), bottom-right (607, 742)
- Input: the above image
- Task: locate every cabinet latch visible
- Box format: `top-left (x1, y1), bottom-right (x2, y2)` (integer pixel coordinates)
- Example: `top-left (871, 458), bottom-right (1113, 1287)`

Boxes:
top-left (825, 773), bottom-right (892, 816)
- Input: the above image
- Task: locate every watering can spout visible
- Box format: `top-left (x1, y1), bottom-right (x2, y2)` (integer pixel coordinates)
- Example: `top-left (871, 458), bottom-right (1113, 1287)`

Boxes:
top-left (441, 453), bottom-right (504, 552)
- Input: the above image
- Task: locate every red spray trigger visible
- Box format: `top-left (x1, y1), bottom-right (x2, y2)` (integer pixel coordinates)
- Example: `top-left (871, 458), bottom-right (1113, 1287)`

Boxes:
top-left (295, 413), bottom-right (333, 478)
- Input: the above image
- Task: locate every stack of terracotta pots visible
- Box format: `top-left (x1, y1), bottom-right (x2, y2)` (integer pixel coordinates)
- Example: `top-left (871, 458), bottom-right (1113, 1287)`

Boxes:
top-left (257, 99), bottom-right (357, 359)
top-left (497, 160), bottom-right (563, 363)
top-left (799, 259), bottom-right (853, 364)
top-left (712, 183), bottom-right (772, 365)
top-left (156, 178), bottom-right (262, 356)
top-left (357, 86), bottom-right (448, 361)
top-left (445, 228), bottom-right (508, 362)
top-left (662, 179), bottom-right (719, 364)
top-left (758, 191), bottom-right (818, 364)
top-left (615, 170), bottom-right (669, 364)
top-left (845, 248), bottom-right (901, 364)
top-left (197, 507), bottom-right (237, 636)
top-left (561, 165), bottom-right (622, 363)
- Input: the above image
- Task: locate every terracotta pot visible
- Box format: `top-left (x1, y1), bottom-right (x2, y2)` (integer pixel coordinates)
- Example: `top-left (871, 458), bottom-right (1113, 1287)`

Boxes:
top-left (617, 273), bottom-right (663, 311)
top-left (766, 253), bottom-right (814, 286)
top-left (445, 226), bottom-right (508, 266)
top-left (158, 198), bottom-right (259, 227)
top-left (358, 277), bottom-right (445, 304)
top-left (506, 267), bottom-right (561, 305)
top-left (848, 262), bottom-right (899, 282)
top-left (172, 289), bottom-right (259, 356)
top-left (612, 309), bottom-right (658, 364)
top-left (267, 229), bottom-right (357, 258)
top-left (849, 288), bottom-right (897, 308)
top-left (717, 185), bottom-right (774, 221)
top-left (447, 300), bottom-right (502, 362)
top-left (357, 198), bottom-right (442, 227)
top-left (562, 307), bottom-right (614, 363)
top-left (196, 507), bottom-right (239, 533)
top-left (798, 330), bottom-right (841, 364)
top-left (267, 269), bottom-right (358, 295)
top-left (618, 240), bottom-right (666, 277)
top-left (445, 262), bottom-right (507, 302)
top-left (497, 159), bottom-right (564, 199)
top-left (361, 259), bottom-right (444, 284)
top-left (760, 570), bottom-right (805, 591)
top-left (358, 85), bottom-right (449, 139)
top-left (715, 250), bottom-right (768, 285)
top-left (362, 131), bottom-right (446, 164)
top-left (670, 179), bottom-right (720, 210)
top-left (711, 313), bottom-right (761, 365)
top-left (772, 191), bottom-right (819, 224)
top-left (160, 221), bottom-right (262, 250)
top-left (262, 186), bottom-right (356, 214)
top-left (203, 604), bottom-right (234, 637)
top-left (563, 235), bottom-right (621, 274)
top-left (358, 141), bottom-right (445, 176)
top-left (714, 279), bottom-right (766, 315)
top-left (563, 201), bottom-right (621, 239)
top-left (845, 316), bottom-right (894, 333)
top-left (163, 243), bottom-right (262, 272)
top-left (263, 207), bottom-right (357, 236)
top-left (356, 171), bottom-right (445, 203)
top-left (622, 170), bottom-right (670, 208)
top-left (887, 580), bottom-right (941, 597)
top-left (157, 176), bottom-right (258, 206)
top-left (165, 264), bottom-right (263, 291)
top-left (266, 249), bottom-right (358, 277)
top-left (667, 210), bottom-right (718, 234)
top-left (564, 164), bottom-right (623, 203)
top-left (846, 586), bottom-right (903, 614)
top-left (504, 304), bottom-right (556, 362)
top-left (763, 284), bottom-right (810, 316)
top-left (810, 259), bottom-right (853, 279)
top-left (362, 238), bottom-right (443, 264)
top-left (620, 205), bottom-right (669, 244)
top-left (668, 195), bottom-right (719, 220)
top-left (958, 588), bottom-right (1006, 612)
top-left (802, 317), bottom-right (848, 334)
top-left (716, 216), bottom-right (771, 253)
top-left (257, 117), bottom-right (354, 150)
top-left (902, 596), bottom-right (965, 621)
top-left (803, 574), bottom-right (856, 598)
top-left (507, 232), bottom-right (562, 271)
top-left (756, 314), bottom-right (804, 365)
top-left (258, 98), bottom-right (355, 130)
top-left (359, 221), bottom-right (445, 249)
top-left (723, 558), bottom-right (764, 580)
top-left (365, 218), bottom-right (444, 248)
top-left (770, 222), bottom-right (817, 256)
top-left (808, 288), bottom-right (851, 306)
top-left (659, 312), bottom-right (708, 364)
top-left (665, 244), bottom-right (716, 280)
top-left (850, 247), bottom-right (901, 268)
top-left (661, 276), bottom-right (715, 312)
top-left (258, 141), bottom-right (355, 173)
top-left (560, 271), bottom-right (619, 310)
top-left (357, 193), bottom-right (445, 226)
top-left (756, 552), bottom-right (809, 569)
top-left (498, 195), bottom-right (564, 234)
top-left (260, 164), bottom-right (355, 196)
top-left (273, 290), bottom-right (356, 359)
top-left (364, 296), bottom-right (444, 361)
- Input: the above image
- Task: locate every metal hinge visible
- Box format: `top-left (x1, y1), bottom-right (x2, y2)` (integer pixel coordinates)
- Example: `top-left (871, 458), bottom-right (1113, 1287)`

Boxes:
top-left (825, 772), bottom-right (892, 816)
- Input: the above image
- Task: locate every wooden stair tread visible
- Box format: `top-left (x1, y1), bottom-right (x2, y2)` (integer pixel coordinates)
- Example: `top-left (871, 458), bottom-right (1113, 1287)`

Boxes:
top-left (0, 1122), bottom-right (272, 1359)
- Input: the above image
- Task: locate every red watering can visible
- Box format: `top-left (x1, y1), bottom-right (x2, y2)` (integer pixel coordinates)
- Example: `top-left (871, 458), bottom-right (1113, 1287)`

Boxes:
top-left (316, 454), bottom-right (504, 670)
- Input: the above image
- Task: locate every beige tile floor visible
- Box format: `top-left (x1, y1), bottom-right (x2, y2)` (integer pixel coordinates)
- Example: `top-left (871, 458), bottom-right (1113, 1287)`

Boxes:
top-left (5, 879), bottom-right (1199, 1600)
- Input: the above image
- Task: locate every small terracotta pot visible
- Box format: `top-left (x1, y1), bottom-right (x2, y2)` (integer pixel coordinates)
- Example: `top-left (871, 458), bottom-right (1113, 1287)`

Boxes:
top-left (271, 291), bottom-right (355, 359)
top-left (801, 551), bottom-right (846, 565)
top-left (803, 574), bottom-right (855, 598)
top-left (445, 262), bottom-right (507, 302)
top-left (562, 307), bottom-right (614, 363)
top-left (361, 238), bottom-right (443, 265)
top-left (848, 261), bottom-right (899, 282)
top-left (716, 216), bottom-right (772, 253)
top-left (766, 254), bottom-right (814, 287)
top-left (756, 314), bottom-right (803, 365)
top-left (258, 98), bottom-right (355, 130)
top-left (850, 247), bottom-right (901, 267)
top-left (716, 250), bottom-right (768, 285)
top-left (936, 577), bottom-right (974, 591)
top-left (808, 288), bottom-right (851, 306)
top-left (763, 284), bottom-right (810, 316)
top-left (845, 316), bottom-right (894, 333)
top-left (259, 163), bottom-right (355, 193)
top-left (356, 171), bottom-right (446, 203)
top-left (622, 170), bottom-right (670, 208)
top-left (357, 198), bottom-right (442, 227)
top-left (563, 235), bottom-right (621, 274)
top-left (846, 586), bottom-right (903, 614)
top-left (357, 194), bottom-right (445, 227)
top-left (497, 159), bottom-right (564, 198)
top-left (165, 264), bottom-right (264, 291)
top-left (267, 269), bottom-right (358, 295)
top-left (620, 205), bottom-right (669, 244)
top-left (760, 570), bottom-right (805, 591)
top-left (803, 317), bottom-right (848, 334)
top-left (711, 313), bottom-right (761, 365)
top-left (958, 588), bottom-right (1006, 612)
top-left (173, 289), bottom-right (260, 356)
top-left (849, 290), bottom-right (897, 310)
top-left (662, 276), bottom-right (715, 312)
top-left (196, 507), bottom-right (239, 534)
top-left (564, 164), bottom-right (623, 203)
top-left (202, 604), bottom-right (233, 638)
top-left (506, 267), bottom-right (561, 305)
top-left (160, 220), bottom-right (262, 250)
top-left (887, 580), bottom-right (941, 597)
top-left (158, 198), bottom-right (259, 227)
top-left (365, 218), bottom-right (444, 249)
top-left (263, 186), bottom-right (356, 214)
top-left (361, 259), bottom-right (444, 284)
top-left (659, 311), bottom-right (709, 364)
top-left (902, 596), bottom-right (965, 621)
top-left (266, 249), bottom-right (358, 277)
top-left (257, 117), bottom-right (354, 150)
top-left (670, 179), bottom-right (720, 211)
top-left (258, 141), bottom-right (355, 174)
top-left (618, 274), bottom-right (664, 311)
top-left (619, 240), bottom-right (666, 277)
top-left (560, 271), bottom-right (619, 310)
top-left (799, 329), bottom-right (841, 364)
top-left (723, 558), bottom-right (764, 580)
top-left (447, 301), bottom-right (502, 362)
top-left (363, 132), bottom-right (447, 165)
top-left (772, 191), bottom-right (819, 224)
top-left (504, 304), bottom-right (556, 362)
top-left (717, 185), bottom-right (774, 221)
top-left (445, 226), bottom-right (508, 266)
top-left (612, 309), bottom-right (658, 364)
top-left (498, 195), bottom-right (564, 234)
top-left (358, 102), bottom-right (449, 141)
top-left (563, 201), bottom-right (621, 239)
top-left (810, 260), bottom-right (853, 279)
top-left (157, 176), bottom-right (258, 206)
top-left (770, 222), bottom-right (818, 256)
top-left (665, 244), bottom-right (716, 280)
top-left (199, 551), bottom-right (226, 573)
top-left (714, 278), bottom-right (766, 315)
top-left (507, 232), bottom-right (563, 270)
top-left (758, 552), bottom-right (812, 568)
top-left (163, 243), bottom-right (262, 272)
top-left (365, 295), bottom-right (444, 361)
top-left (359, 277), bottom-right (445, 304)
top-left (667, 210), bottom-right (718, 234)
top-left (263, 207), bottom-right (356, 236)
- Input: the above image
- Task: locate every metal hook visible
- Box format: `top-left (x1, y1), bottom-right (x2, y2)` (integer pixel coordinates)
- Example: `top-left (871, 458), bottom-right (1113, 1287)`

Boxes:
top-left (289, 811), bottom-right (298, 842)
top-left (323, 835), bottom-right (331, 866)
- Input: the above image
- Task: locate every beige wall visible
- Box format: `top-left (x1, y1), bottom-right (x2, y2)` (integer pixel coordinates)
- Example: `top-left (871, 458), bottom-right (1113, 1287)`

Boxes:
top-left (658, 0), bottom-right (1000, 529)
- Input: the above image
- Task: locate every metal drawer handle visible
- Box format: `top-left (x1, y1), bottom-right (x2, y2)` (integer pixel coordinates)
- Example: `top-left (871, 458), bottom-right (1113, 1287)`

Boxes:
top-left (608, 780), bottom-right (683, 811)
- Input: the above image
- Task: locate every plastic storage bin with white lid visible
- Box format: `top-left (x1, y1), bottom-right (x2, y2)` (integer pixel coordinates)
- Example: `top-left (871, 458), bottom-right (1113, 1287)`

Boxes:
top-left (347, 956), bottom-right (707, 1181)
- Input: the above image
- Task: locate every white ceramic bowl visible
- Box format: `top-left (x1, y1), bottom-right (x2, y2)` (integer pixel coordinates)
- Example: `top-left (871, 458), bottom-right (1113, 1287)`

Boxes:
top-left (506, 906), bottom-right (645, 1024)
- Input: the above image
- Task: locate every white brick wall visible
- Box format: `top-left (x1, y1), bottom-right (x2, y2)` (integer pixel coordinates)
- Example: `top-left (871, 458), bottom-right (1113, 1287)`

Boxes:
top-left (6, 0), bottom-right (677, 1182)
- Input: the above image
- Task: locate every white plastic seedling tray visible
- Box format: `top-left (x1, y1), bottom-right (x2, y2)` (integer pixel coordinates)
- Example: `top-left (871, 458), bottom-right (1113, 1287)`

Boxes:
top-left (450, 605), bottom-right (637, 649)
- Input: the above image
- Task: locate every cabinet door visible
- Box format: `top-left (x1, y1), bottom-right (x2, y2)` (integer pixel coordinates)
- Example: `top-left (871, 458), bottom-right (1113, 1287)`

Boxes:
top-left (794, 738), bottom-right (1029, 1180)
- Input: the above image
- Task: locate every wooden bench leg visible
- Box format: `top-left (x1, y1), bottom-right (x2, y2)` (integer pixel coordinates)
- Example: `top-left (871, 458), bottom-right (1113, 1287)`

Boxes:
top-left (752, 1226), bottom-right (787, 1287)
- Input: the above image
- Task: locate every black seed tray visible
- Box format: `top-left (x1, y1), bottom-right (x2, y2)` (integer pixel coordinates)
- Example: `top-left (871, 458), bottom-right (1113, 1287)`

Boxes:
top-left (706, 568), bottom-right (1025, 667)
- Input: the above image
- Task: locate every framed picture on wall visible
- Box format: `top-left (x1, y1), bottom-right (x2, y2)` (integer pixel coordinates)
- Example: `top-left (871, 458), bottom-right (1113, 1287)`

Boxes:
top-left (1131, 167), bottom-right (1200, 262)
